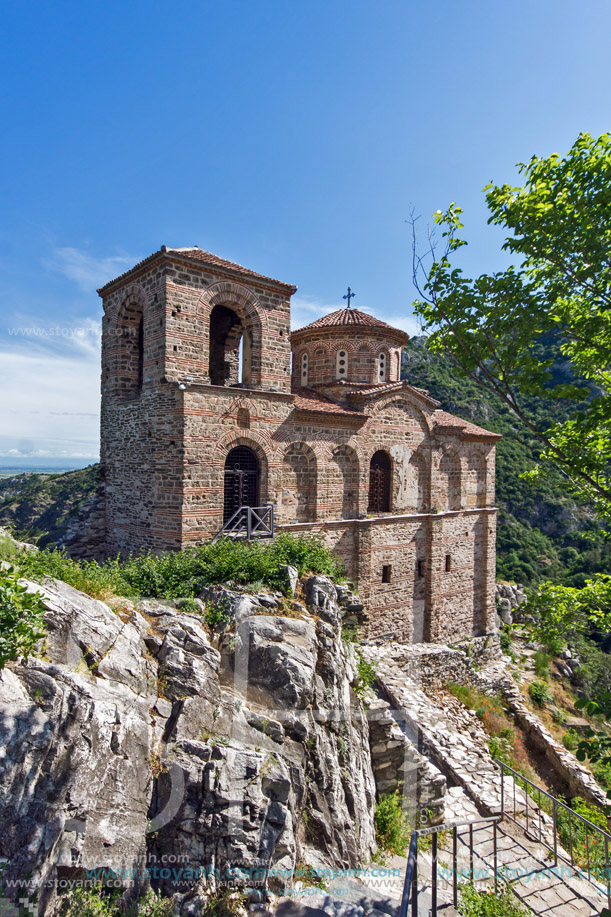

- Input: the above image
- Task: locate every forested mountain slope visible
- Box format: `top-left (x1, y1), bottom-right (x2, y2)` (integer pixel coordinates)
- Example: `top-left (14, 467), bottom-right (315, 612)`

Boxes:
top-left (0, 465), bottom-right (99, 548)
top-left (402, 337), bottom-right (609, 587)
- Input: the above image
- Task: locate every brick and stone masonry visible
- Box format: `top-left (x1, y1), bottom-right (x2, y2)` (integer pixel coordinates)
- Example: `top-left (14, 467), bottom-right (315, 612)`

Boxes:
top-left (97, 245), bottom-right (500, 643)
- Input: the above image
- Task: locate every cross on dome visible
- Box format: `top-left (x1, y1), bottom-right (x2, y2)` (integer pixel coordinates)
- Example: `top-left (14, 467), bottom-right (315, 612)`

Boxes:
top-left (343, 286), bottom-right (356, 308)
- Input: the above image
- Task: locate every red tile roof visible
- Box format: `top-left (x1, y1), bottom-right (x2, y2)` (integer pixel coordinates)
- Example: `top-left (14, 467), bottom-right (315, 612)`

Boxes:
top-left (432, 410), bottom-right (501, 440)
top-left (293, 307), bottom-right (409, 340)
top-left (346, 380), bottom-right (441, 408)
top-left (98, 246), bottom-right (297, 294)
top-left (292, 387), bottom-right (366, 418)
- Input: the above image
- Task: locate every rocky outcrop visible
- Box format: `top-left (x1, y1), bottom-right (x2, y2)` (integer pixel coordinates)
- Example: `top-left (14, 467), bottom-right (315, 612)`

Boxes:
top-left (495, 582), bottom-right (527, 626)
top-left (0, 574), bottom-right (378, 915)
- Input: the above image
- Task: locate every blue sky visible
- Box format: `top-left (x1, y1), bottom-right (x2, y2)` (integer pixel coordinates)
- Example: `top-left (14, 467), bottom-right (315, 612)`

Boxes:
top-left (1, 0), bottom-right (610, 465)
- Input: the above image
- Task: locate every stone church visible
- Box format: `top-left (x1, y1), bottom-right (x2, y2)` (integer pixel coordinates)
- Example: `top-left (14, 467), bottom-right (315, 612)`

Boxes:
top-left (98, 246), bottom-right (499, 643)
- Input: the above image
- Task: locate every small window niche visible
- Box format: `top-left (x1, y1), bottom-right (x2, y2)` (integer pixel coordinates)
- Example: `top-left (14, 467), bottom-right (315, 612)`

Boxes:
top-left (382, 564), bottom-right (392, 584)
top-left (378, 351), bottom-right (387, 381)
top-left (417, 560), bottom-right (424, 579)
top-left (445, 554), bottom-right (452, 572)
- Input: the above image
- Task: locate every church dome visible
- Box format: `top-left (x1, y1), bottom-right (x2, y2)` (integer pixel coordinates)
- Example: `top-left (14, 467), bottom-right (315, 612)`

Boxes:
top-left (291, 307), bottom-right (409, 388)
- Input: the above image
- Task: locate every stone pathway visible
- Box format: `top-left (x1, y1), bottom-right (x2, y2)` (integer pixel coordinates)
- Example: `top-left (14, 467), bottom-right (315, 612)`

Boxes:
top-left (431, 817), bottom-right (609, 915)
top-left (361, 644), bottom-right (506, 814)
top-left (356, 645), bottom-right (611, 914)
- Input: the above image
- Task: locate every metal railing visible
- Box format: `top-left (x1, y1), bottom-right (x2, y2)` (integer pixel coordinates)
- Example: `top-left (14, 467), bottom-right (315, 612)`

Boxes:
top-left (399, 815), bottom-right (502, 917)
top-left (500, 760), bottom-right (611, 908)
top-left (211, 505), bottom-right (275, 543)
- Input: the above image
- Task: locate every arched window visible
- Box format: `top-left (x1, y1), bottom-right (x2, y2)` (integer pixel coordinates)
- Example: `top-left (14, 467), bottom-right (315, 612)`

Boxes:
top-left (210, 304), bottom-right (251, 387)
top-left (368, 450), bottom-right (391, 513)
top-left (224, 446), bottom-right (259, 522)
top-left (336, 348), bottom-right (348, 379)
top-left (117, 298), bottom-right (144, 401)
top-left (378, 350), bottom-right (388, 382)
top-left (301, 352), bottom-right (308, 385)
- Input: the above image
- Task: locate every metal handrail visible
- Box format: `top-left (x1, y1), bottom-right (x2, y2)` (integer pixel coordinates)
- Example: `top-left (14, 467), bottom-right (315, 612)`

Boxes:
top-left (211, 505), bottom-right (275, 543)
top-left (399, 815), bottom-right (502, 917)
top-left (500, 760), bottom-right (611, 907)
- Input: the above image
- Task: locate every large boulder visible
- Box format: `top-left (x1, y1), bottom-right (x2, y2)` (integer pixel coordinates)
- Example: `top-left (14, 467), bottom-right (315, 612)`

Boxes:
top-left (0, 575), bottom-right (378, 915)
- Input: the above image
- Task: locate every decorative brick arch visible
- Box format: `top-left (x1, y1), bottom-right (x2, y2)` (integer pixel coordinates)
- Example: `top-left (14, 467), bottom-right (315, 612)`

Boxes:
top-left (439, 445), bottom-right (462, 510)
top-left (330, 444), bottom-right (360, 518)
top-left (198, 281), bottom-right (267, 387)
top-left (114, 286), bottom-right (147, 401)
top-left (465, 448), bottom-right (487, 508)
top-left (372, 395), bottom-right (432, 446)
top-left (408, 448), bottom-right (429, 512)
top-left (281, 441), bottom-right (318, 522)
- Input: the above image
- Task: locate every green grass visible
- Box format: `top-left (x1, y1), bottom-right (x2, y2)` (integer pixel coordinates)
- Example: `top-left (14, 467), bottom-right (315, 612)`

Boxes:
top-left (534, 649), bottom-right (552, 679)
top-left (8, 533), bottom-right (344, 601)
top-left (374, 790), bottom-right (411, 856)
top-left (459, 884), bottom-right (528, 916)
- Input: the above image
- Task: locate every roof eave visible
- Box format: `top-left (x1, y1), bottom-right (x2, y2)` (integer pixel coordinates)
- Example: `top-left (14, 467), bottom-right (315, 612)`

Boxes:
top-left (97, 248), bottom-right (297, 298)
top-left (348, 381), bottom-right (441, 409)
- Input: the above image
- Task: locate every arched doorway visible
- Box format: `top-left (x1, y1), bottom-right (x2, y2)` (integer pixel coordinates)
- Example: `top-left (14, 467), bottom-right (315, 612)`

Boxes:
top-left (368, 450), bottom-right (391, 513)
top-left (224, 446), bottom-right (259, 522)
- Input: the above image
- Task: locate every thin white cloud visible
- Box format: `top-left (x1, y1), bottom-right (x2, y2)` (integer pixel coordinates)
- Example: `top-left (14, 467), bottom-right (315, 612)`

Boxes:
top-left (45, 247), bottom-right (135, 292)
top-left (0, 338), bottom-right (100, 459)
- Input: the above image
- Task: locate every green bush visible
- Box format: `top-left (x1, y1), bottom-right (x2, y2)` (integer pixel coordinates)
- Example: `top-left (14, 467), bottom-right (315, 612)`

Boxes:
top-left (16, 549), bottom-right (128, 600)
top-left (14, 533), bottom-right (344, 601)
top-left (488, 735), bottom-right (515, 765)
top-left (176, 597), bottom-right (201, 613)
top-left (205, 598), bottom-right (231, 629)
top-left (354, 653), bottom-right (376, 699)
top-left (528, 680), bottom-right (550, 708)
top-left (374, 790), bottom-right (411, 856)
top-left (562, 729), bottom-right (580, 752)
top-left (58, 887), bottom-right (116, 917)
top-left (58, 887), bottom-right (173, 917)
top-left (459, 883), bottom-right (528, 916)
top-left (555, 796), bottom-right (608, 871)
top-left (0, 567), bottom-right (46, 669)
top-left (499, 627), bottom-right (512, 655)
top-left (136, 891), bottom-right (174, 917)
top-left (200, 889), bottom-right (246, 917)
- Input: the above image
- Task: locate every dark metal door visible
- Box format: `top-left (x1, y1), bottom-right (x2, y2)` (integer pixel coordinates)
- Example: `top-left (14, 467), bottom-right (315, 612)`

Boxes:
top-left (368, 450), bottom-right (391, 513)
top-left (224, 446), bottom-right (259, 522)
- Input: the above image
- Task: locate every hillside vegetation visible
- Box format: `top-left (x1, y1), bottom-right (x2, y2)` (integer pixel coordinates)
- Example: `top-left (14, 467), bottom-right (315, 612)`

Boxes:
top-left (0, 465), bottom-right (99, 548)
top-left (403, 337), bottom-right (609, 587)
